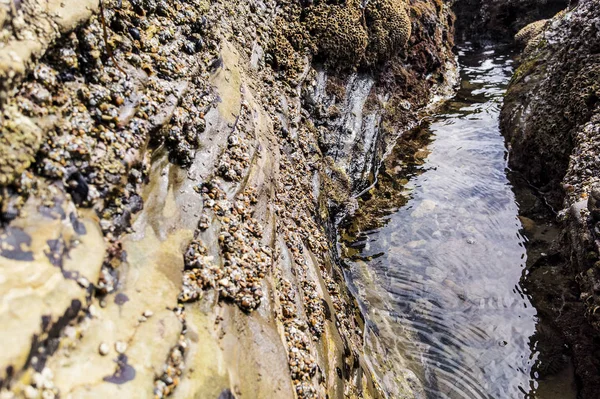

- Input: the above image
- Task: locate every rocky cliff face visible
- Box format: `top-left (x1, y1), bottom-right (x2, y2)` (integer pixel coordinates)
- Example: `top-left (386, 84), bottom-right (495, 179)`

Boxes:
top-left (0, 0), bottom-right (455, 398)
top-left (501, 1), bottom-right (600, 396)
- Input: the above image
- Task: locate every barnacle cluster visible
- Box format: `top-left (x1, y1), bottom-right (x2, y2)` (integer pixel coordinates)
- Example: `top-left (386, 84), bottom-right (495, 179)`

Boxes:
top-left (276, 273), bottom-right (319, 398)
top-left (273, 120), bottom-right (365, 396)
top-left (276, 148), bottom-right (328, 338)
top-left (180, 184), bottom-right (272, 312)
top-left (0, 0), bottom-right (218, 224)
top-left (164, 87), bottom-right (208, 167)
top-left (179, 239), bottom-right (216, 302)
top-left (217, 102), bottom-right (252, 182)
top-left (154, 307), bottom-right (187, 399)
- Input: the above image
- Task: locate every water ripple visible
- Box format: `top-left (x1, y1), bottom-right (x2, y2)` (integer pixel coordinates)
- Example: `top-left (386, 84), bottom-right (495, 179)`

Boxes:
top-left (343, 45), bottom-right (541, 398)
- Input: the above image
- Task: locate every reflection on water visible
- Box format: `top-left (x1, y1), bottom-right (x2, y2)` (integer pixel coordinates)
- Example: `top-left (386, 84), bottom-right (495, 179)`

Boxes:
top-left (340, 45), bottom-right (576, 398)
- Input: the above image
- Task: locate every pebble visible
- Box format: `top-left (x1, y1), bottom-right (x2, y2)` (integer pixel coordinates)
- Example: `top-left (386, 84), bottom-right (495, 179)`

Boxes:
top-left (88, 304), bottom-right (100, 318)
top-left (115, 341), bottom-right (127, 354)
top-left (99, 342), bottom-right (110, 356)
top-left (77, 277), bottom-right (90, 288)
top-left (143, 310), bottom-right (154, 317)
top-left (23, 386), bottom-right (37, 399)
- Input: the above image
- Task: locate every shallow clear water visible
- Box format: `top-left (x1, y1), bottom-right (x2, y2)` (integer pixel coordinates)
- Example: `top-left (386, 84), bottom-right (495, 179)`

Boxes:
top-left (342, 46), bottom-right (551, 398)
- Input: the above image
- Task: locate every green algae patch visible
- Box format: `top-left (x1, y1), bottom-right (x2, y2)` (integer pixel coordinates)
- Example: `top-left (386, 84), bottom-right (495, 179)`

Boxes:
top-left (510, 56), bottom-right (543, 84)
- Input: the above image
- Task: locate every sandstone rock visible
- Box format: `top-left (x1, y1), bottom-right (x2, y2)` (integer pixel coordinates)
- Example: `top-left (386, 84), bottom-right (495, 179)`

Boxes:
top-left (0, 0), bottom-right (457, 397)
top-left (0, 187), bottom-right (105, 383)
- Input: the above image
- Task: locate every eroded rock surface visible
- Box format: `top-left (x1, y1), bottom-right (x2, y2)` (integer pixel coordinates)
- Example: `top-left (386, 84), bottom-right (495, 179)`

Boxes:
top-left (0, 0), bottom-right (455, 398)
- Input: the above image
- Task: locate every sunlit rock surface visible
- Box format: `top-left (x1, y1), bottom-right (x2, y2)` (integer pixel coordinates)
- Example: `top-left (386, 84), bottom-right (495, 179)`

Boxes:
top-left (0, 0), bottom-right (456, 397)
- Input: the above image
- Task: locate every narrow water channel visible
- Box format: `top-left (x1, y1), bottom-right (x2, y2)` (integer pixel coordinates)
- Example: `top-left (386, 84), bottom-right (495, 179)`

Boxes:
top-left (340, 45), bottom-right (576, 398)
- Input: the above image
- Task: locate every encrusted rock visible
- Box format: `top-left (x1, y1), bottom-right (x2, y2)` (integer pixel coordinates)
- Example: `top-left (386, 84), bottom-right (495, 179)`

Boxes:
top-left (588, 183), bottom-right (600, 221)
top-left (365, 0), bottom-right (412, 64)
top-left (515, 18), bottom-right (548, 47)
top-left (0, 0), bottom-right (456, 397)
top-left (304, 0), bottom-right (369, 67)
top-left (501, 2), bottom-right (600, 396)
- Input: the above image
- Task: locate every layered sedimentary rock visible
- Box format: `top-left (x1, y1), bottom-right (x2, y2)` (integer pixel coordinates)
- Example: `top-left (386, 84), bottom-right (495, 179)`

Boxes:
top-left (501, 1), bottom-right (600, 396)
top-left (0, 0), bottom-right (455, 398)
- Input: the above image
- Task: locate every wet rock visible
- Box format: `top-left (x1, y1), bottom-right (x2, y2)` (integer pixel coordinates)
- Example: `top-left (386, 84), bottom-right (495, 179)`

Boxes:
top-left (0, 190), bottom-right (105, 383)
top-left (588, 183), bottom-right (600, 221)
top-left (0, 0), bottom-right (457, 397)
top-left (453, 0), bottom-right (569, 43)
top-left (501, 3), bottom-right (598, 210)
top-left (501, 2), bottom-right (600, 397)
